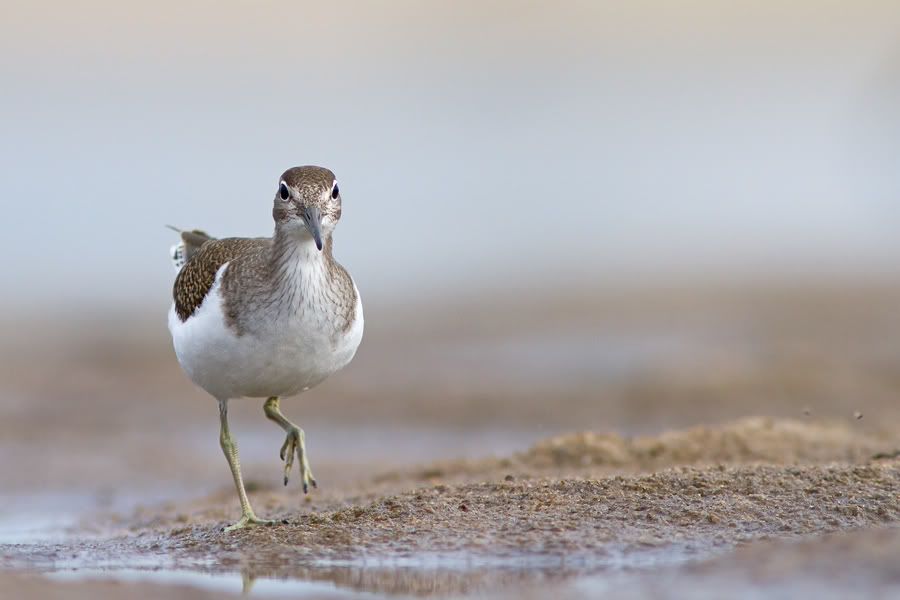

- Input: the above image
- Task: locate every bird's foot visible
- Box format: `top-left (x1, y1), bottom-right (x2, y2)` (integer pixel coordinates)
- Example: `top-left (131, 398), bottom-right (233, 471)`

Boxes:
top-left (280, 426), bottom-right (317, 493)
top-left (222, 512), bottom-right (282, 533)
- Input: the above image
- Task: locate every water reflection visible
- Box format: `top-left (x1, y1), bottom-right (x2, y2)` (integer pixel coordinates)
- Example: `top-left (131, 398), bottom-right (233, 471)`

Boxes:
top-left (35, 544), bottom-right (703, 598)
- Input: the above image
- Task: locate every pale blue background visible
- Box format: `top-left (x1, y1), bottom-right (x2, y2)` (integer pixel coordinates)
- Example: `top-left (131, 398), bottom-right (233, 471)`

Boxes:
top-left (2, 1), bottom-right (898, 312)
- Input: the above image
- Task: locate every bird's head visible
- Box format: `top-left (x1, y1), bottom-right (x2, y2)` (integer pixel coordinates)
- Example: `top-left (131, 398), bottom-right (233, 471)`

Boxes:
top-left (272, 166), bottom-right (342, 251)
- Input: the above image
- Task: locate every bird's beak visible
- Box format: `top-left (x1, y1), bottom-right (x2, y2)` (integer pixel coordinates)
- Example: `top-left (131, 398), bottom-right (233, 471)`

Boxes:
top-left (302, 206), bottom-right (324, 251)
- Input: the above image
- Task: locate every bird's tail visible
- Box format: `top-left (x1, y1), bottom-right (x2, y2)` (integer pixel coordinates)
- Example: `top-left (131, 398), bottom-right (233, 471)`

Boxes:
top-left (166, 225), bottom-right (215, 273)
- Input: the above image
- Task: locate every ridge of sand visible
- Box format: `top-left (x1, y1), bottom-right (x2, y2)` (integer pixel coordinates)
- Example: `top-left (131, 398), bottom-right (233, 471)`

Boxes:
top-left (385, 416), bottom-right (898, 483)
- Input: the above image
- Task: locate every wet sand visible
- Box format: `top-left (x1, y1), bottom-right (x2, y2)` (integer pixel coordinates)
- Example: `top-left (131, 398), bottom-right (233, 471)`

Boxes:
top-left (2, 282), bottom-right (900, 597)
top-left (3, 418), bottom-right (899, 598)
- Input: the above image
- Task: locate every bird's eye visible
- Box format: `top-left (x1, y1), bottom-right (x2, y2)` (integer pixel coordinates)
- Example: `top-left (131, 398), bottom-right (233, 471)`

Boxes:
top-left (331, 183), bottom-right (339, 199)
top-left (279, 182), bottom-right (289, 200)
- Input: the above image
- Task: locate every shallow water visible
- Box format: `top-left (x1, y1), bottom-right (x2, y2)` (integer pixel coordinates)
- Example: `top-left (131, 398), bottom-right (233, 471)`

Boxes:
top-left (46, 569), bottom-right (374, 598)
top-left (35, 544), bottom-right (710, 598)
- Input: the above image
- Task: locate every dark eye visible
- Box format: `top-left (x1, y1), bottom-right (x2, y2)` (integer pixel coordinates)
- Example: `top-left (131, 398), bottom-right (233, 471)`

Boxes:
top-left (331, 184), bottom-right (339, 199)
top-left (279, 182), bottom-right (289, 200)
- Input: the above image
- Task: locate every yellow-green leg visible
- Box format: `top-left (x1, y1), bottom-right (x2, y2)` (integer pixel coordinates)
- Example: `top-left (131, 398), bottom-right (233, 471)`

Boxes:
top-left (263, 396), bottom-right (317, 493)
top-left (218, 399), bottom-right (278, 532)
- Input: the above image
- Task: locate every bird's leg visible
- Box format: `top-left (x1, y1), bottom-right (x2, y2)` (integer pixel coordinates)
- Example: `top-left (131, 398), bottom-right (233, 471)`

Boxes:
top-left (218, 399), bottom-right (278, 532)
top-left (263, 396), bottom-right (317, 493)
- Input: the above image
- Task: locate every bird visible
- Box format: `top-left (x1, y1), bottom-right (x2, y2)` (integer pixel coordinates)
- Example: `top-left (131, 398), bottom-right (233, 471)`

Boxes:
top-left (167, 165), bottom-right (363, 532)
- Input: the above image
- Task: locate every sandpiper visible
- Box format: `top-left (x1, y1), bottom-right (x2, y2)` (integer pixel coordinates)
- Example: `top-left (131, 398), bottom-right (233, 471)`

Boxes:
top-left (167, 166), bottom-right (363, 532)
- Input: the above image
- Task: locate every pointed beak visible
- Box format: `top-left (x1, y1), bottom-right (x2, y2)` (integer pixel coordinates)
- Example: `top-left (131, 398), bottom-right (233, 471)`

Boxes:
top-left (302, 206), bottom-right (324, 251)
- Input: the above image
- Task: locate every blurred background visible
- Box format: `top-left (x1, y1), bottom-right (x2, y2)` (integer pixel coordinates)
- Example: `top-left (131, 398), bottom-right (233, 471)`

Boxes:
top-left (1, 0), bottom-right (899, 539)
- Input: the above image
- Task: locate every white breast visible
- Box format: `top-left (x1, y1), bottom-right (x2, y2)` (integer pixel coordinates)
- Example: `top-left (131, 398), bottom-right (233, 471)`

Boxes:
top-left (168, 263), bottom-right (364, 401)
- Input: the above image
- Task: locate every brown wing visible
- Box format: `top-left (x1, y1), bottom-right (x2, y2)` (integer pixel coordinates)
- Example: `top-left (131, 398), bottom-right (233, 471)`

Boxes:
top-left (173, 237), bottom-right (269, 322)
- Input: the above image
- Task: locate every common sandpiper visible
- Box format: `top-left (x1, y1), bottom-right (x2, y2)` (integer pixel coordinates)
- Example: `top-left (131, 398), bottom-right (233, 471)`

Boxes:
top-left (167, 166), bottom-right (364, 532)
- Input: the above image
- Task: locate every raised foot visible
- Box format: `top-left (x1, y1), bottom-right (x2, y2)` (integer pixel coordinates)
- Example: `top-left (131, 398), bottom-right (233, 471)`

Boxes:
top-left (222, 513), bottom-right (283, 533)
top-left (280, 426), bottom-right (317, 493)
